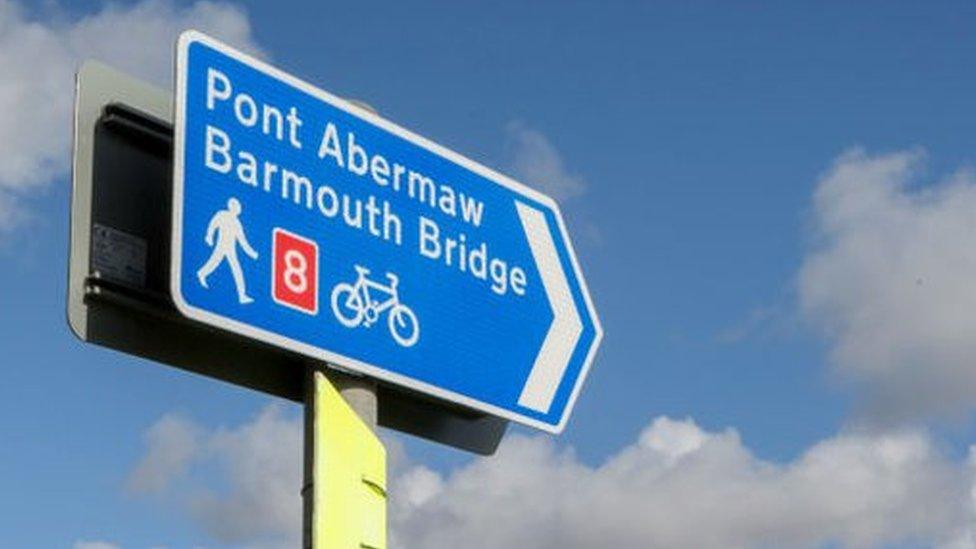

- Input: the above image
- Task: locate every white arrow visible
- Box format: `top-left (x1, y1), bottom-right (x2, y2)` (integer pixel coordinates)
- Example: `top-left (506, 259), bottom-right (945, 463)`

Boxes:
top-left (515, 202), bottom-right (584, 413)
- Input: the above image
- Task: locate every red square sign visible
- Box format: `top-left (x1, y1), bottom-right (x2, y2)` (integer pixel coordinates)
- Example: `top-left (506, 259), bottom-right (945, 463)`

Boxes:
top-left (272, 228), bottom-right (319, 315)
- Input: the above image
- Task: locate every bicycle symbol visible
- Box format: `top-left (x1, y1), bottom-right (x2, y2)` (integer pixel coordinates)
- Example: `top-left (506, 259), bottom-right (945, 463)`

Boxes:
top-left (330, 265), bottom-right (420, 347)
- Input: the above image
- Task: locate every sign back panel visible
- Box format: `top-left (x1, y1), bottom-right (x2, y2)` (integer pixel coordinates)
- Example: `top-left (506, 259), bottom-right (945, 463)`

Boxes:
top-left (172, 31), bottom-right (602, 432)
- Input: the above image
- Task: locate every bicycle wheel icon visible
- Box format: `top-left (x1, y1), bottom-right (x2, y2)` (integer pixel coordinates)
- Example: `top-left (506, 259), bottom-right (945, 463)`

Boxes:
top-left (329, 265), bottom-right (420, 347)
top-left (388, 304), bottom-right (419, 347)
top-left (330, 282), bottom-right (365, 328)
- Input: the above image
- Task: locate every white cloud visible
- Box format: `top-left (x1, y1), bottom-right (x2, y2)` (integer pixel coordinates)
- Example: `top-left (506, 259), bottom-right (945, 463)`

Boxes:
top-left (799, 148), bottom-right (976, 423)
top-left (128, 405), bottom-right (302, 548)
top-left (0, 0), bottom-right (263, 234)
top-left (714, 304), bottom-right (784, 344)
top-left (0, 191), bottom-right (29, 235)
top-left (73, 542), bottom-right (120, 549)
top-left (128, 413), bottom-right (201, 494)
top-left (189, 405), bottom-right (303, 546)
top-left (506, 121), bottom-right (587, 201)
top-left (393, 417), bottom-right (976, 549)
top-left (131, 406), bottom-right (976, 548)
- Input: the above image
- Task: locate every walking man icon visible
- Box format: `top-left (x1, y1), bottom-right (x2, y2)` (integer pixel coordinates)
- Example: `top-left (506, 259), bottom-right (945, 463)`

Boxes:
top-left (197, 197), bottom-right (259, 304)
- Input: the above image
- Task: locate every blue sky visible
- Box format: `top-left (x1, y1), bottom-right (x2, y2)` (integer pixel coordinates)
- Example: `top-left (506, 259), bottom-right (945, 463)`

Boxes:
top-left (3, 1), bottom-right (976, 547)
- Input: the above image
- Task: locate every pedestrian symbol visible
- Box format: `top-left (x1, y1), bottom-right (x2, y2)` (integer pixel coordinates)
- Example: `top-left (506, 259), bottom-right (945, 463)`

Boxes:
top-left (196, 197), bottom-right (259, 304)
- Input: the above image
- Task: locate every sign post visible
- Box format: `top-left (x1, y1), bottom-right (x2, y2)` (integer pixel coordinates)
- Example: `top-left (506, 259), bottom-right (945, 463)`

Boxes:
top-left (172, 31), bottom-right (602, 433)
top-left (303, 367), bottom-right (384, 549)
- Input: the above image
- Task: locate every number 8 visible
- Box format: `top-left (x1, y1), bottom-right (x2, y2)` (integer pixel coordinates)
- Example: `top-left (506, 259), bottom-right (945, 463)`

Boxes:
top-left (283, 249), bottom-right (308, 294)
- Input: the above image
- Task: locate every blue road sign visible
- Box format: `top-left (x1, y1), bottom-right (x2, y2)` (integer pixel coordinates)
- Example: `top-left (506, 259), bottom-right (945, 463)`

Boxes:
top-left (172, 31), bottom-right (602, 432)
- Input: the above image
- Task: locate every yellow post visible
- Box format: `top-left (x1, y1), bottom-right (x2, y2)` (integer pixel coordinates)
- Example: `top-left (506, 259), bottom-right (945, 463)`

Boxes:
top-left (311, 370), bottom-right (387, 548)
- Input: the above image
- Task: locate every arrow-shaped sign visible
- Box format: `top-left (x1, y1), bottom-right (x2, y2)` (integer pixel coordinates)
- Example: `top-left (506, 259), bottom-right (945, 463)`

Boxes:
top-left (171, 31), bottom-right (602, 432)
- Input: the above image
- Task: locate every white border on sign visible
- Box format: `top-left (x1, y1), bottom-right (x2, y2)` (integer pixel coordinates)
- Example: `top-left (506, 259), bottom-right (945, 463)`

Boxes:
top-left (171, 30), bottom-right (604, 433)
